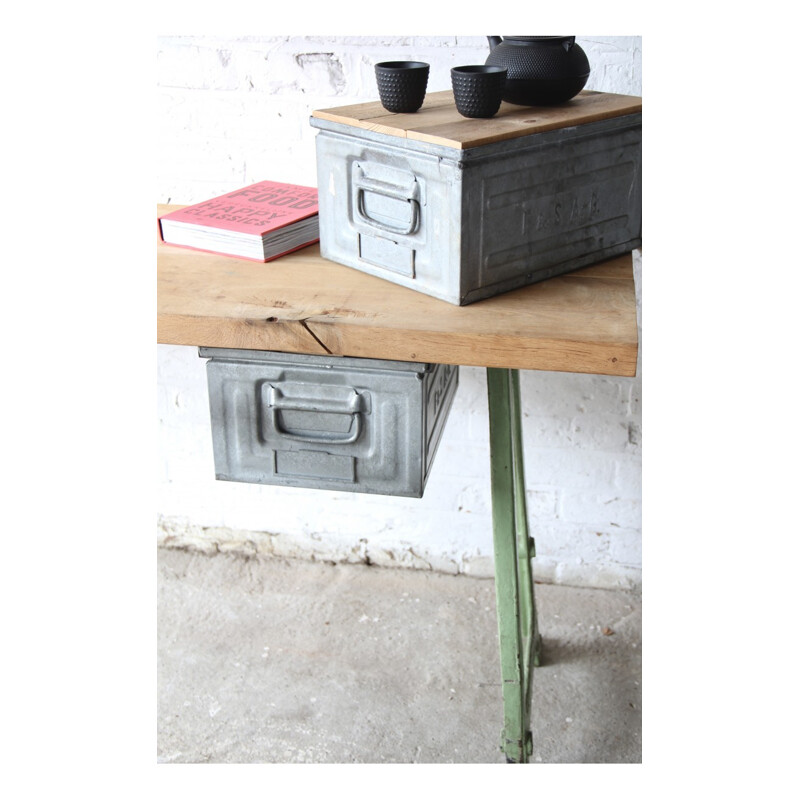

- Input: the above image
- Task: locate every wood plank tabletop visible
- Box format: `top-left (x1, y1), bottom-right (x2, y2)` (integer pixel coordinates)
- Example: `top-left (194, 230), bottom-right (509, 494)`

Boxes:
top-left (311, 90), bottom-right (642, 149)
top-left (157, 206), bottom-right (639, 376)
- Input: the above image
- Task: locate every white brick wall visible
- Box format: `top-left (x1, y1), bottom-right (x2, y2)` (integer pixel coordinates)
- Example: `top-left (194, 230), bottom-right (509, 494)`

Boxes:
top-left (157, 36), bottom-right (642, 589)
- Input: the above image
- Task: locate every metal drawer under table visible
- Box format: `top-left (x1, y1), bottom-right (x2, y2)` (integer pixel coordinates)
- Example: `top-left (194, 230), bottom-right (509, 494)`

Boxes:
top-left (200, 347), bottom-right (459, 497)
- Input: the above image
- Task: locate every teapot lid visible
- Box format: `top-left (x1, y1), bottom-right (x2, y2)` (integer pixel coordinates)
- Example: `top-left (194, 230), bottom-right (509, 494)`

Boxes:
top-left (503, 36), bottom-right (573, 42)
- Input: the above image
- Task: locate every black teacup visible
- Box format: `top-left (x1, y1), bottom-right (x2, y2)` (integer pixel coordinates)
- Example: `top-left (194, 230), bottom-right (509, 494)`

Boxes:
top-left (451, 65), bottom-right (508, 118)
top-left (375, 61), bottom-right (430, 113)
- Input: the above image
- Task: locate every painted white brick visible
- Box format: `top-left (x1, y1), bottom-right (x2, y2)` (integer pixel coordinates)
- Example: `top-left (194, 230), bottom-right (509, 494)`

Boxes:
top-left (626, 375), bottom-right (642, 418)
top-left (608, 529), bottom-right (643, 568)
top-left (518, 370), bottom-right (627, 417)
top-left (532, 523), bottom-right (612, 562)
top-left (526, 489), bottom-right (560, 521)
top-left (156, 37), bottom-right (643, 589)
top-left (558, 490), bottom-right (642, 530)
top-left (454, 483), bottom-right (491, 517)
top-left (523, 448), bottom-right (618, 490)
top-left (613, 457), bottom-right (643, 499)
top-left (521, 414), bottom-right (574, 449)
top-left (582, 37), bottom-right (643, 95)
top-left (568, 416), bottom-right (634, 453)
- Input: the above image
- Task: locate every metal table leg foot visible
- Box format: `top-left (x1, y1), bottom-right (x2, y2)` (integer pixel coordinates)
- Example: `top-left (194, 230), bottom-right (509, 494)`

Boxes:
top-left (487, 368), bottom-right (541, 764)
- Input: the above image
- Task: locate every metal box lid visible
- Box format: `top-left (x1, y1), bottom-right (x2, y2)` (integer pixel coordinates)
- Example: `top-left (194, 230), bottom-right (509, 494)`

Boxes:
top-left (199, 347), bottom-right (432, 374)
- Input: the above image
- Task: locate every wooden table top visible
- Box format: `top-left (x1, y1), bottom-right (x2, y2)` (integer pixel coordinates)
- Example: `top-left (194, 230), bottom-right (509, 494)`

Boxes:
top-left (311, 90), bottom-right (642, 150)
top-left (157, 206), bottom-right (638, 376)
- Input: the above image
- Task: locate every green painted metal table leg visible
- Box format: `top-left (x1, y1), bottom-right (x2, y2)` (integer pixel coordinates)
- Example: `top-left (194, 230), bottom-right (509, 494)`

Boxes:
top-left (487, 368), bottom-right (542, 764)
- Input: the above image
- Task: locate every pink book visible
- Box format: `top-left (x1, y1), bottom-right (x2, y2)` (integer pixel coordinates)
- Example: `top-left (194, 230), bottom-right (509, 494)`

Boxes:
top-left (158, 180), bottom-right (320, 262)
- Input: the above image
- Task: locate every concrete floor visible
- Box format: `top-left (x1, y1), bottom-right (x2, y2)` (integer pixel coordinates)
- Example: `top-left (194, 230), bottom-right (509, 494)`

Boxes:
top-left (157, 547), bottom-right (641, 764)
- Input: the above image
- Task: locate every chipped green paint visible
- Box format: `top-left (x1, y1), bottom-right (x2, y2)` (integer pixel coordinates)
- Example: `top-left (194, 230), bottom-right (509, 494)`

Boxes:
top-left (487, 368), bottom-right (541, 764)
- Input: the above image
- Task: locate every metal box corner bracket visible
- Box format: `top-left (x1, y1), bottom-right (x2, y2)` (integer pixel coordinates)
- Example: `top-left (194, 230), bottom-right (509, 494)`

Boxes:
top-left (199, 348), bottom-right (459, 497)
top-left (311, 112), bottom-right (642, 305)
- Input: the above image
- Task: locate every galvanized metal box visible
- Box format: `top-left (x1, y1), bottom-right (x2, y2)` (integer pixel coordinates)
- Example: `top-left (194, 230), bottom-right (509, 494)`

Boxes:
top-left (310, 92), bottom-right (641, 305)
top-left (199, 348), bottom-right (459, 497)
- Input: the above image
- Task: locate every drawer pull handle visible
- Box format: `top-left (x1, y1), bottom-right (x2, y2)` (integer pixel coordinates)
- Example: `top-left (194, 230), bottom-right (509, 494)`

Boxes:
top-left (267, 386), bottom-right (364, 444)
top-left (353, 169), bottom-right (420, 236)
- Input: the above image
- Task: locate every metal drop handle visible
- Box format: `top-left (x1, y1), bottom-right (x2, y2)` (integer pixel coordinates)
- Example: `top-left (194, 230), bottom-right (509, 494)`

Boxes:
top-left (353, 170), bottom-right (420, 236)
top-left (267, 385), bottom-right (365, 444)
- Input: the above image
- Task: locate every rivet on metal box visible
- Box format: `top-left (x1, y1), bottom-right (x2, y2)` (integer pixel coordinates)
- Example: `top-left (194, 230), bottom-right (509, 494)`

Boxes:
top-left (200, 348), bottom-right (459, 497)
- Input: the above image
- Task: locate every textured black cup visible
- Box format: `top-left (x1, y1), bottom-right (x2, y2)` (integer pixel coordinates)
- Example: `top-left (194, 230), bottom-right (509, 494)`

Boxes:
top-left (451, 65), bottom-right (508, 118)
top-left (375, 61), bottom-right (429, 113)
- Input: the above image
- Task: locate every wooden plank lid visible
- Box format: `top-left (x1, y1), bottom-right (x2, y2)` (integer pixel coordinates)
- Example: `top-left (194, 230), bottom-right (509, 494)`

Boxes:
top-left (312, 90), bottom-right (642, 150)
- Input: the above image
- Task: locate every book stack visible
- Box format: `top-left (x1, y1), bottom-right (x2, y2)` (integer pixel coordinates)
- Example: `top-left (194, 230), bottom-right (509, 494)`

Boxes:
top-left (158, 180), bottom-right (319, 262)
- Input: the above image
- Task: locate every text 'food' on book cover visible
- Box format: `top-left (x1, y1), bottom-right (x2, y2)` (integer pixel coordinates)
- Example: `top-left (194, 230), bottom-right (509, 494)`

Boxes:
top-left (158, 180), bottom-right (320, 262)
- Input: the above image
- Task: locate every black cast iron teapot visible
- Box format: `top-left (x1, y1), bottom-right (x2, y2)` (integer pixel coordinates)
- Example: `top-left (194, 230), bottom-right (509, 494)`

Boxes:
top-left (486, 36), bottom-right (590, 105)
